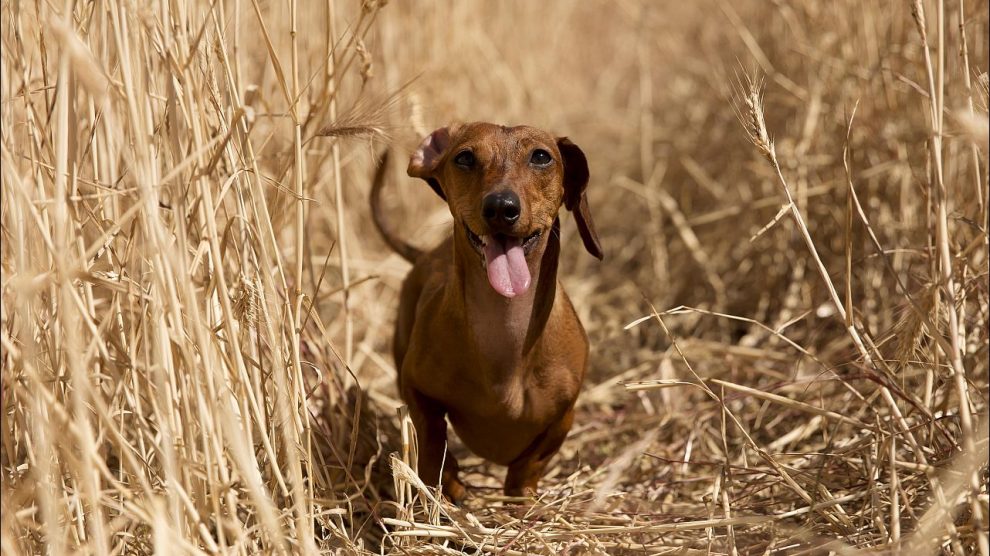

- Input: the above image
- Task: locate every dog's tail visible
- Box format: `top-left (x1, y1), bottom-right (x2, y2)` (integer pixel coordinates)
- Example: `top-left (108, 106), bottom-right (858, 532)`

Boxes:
top-left (371, 151), bottom-right (422, 263)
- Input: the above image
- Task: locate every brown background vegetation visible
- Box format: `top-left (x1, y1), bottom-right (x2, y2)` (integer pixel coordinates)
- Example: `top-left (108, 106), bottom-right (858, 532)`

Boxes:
top-left (2, 0), bottom-right (988, 553)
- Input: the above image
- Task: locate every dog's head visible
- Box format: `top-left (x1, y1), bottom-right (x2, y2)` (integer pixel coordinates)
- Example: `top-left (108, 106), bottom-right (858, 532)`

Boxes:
top-left (407, 122), bottom-right (602, 298)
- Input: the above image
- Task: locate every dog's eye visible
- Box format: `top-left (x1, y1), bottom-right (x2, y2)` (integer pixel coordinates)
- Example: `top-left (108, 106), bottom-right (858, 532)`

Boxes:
top-left (453, 150), bottom-right (475, 168)
top-left (530, 149), bottom-right (552, 166)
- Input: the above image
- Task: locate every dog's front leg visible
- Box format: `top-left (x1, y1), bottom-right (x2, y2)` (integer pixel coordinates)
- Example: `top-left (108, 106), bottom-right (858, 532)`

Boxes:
top-left (503, 407), bottom-right (575, 499)
top-left (403, 386), bottom-right (467, 504)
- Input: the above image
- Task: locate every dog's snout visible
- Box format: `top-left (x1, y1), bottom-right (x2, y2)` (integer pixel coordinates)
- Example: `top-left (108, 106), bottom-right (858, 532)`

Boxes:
top-left (482, 190), bottom-right (521, 228)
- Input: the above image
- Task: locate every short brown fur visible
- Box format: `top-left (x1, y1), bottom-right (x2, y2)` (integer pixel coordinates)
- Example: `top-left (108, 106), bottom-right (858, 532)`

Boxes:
top-left (372, 122), bottom-right (602, 502)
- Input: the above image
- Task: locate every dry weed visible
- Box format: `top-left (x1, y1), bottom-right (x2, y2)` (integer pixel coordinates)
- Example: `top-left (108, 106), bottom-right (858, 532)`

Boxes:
top-left (1, 0), bottom-right (987, 554)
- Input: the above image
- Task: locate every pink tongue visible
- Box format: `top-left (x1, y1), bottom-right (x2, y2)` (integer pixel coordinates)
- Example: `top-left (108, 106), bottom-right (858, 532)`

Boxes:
top-left (484, 237), bottom-right (531, 298)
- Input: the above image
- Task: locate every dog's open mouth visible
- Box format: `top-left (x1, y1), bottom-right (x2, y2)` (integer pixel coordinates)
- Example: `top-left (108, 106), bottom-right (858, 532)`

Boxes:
top-left (463, 224), bottom-right (542, 298)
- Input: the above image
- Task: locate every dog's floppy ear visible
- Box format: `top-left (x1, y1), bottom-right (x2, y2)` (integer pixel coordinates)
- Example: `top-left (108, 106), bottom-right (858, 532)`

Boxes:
top-left (558, 137), bottom-right (603, 260)
top-left (407, 127), bottom-right (451, 200)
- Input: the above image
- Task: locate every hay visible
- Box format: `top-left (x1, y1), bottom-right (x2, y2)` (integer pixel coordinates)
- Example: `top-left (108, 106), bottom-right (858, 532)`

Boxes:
top-left (1, 0), bottom-right (987, 554)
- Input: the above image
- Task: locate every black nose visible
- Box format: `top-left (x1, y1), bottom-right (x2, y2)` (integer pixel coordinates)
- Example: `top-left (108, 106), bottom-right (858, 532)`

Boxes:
top-left (482, 190), bottom-right (521, 229)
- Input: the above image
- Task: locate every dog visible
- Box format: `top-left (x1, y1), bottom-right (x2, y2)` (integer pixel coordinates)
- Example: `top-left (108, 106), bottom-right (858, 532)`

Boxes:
top-left (371, 122), bottom-right (602, 503)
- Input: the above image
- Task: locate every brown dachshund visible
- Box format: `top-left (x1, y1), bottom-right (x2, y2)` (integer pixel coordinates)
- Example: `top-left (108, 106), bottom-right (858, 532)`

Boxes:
top-left (371, 122), bottom-right (602, 503)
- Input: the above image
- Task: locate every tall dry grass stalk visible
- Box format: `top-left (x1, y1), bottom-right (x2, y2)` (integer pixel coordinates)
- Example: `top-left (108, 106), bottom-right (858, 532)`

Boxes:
top-left (2, 0), bottom-right (988, 554)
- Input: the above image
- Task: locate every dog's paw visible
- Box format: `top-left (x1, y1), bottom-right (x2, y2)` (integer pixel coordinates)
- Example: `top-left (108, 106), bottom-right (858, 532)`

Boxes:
top-left (443, 477), bottom-right (467, 505)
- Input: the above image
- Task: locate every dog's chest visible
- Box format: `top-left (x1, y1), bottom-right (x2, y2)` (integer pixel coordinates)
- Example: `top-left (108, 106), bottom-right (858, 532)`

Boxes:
top-left (445, 380), bottom-right (547, 464)
top-left (408, 288), bottom-right (582, 417)
top-left (411, 346), bottom-right (532, 419)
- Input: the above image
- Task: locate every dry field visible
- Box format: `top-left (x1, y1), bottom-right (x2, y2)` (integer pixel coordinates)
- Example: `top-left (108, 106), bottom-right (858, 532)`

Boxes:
top-left (2, 0), bottom-right (989, 554)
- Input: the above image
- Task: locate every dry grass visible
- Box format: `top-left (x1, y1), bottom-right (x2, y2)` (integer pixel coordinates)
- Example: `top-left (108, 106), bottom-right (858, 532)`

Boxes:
top-left (1, 0), bottom-right (988, 554)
